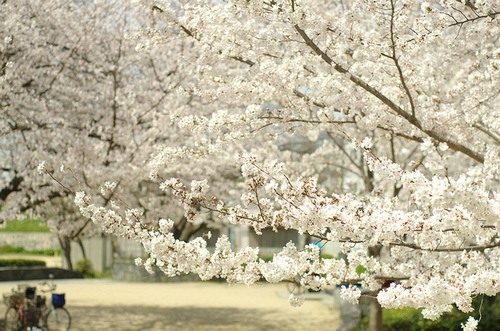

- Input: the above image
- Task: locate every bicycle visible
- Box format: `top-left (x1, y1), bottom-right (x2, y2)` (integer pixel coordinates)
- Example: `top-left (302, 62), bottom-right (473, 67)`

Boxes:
top-left (3, 279), bottom-right (71, 331)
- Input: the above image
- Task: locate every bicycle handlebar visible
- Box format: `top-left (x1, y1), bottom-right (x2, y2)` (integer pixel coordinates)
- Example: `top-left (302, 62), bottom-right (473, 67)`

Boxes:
top-left (38, 281), bottom-right (57, 293)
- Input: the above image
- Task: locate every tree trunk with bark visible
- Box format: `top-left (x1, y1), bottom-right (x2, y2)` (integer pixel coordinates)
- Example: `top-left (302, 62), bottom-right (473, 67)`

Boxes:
top-left (58, 235), bottom-right (73, 271)
top-left (368, 245), bottom-right (383, 331)
top-left (369, 296), bottom-right (383, 331)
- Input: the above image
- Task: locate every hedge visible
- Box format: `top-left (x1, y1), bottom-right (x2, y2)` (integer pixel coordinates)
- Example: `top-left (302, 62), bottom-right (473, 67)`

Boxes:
top-left (0, 245), bottom-right (60, 256)
top-left (0, 259), bottom-right (47, 268)
top-left (354, 294), bottom-right (500, 331)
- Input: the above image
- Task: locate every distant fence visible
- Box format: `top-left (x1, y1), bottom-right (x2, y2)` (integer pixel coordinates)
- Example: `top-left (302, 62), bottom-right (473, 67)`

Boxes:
top-left (0, 233), bottom-right (59, 251)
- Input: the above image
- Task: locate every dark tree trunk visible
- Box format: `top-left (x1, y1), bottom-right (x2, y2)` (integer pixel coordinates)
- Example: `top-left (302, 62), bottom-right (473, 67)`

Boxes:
top-left (368, 245), bottom-right (383, 331)
top-left (76, 237), bottom-right (87, 260)
top-left (369, 296), bottom-right (383, 331)
top-left (58, 236), bottom-right (73, 271)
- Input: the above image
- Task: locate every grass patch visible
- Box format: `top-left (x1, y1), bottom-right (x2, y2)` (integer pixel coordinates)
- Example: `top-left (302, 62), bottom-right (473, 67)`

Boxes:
top-left (0, 245), bottom-right (60, 256)
top-left (0, 220), bottom-right (50, 233)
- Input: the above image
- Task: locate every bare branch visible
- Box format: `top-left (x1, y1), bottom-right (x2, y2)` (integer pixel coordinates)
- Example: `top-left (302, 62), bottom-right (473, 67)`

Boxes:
top-left (449, 10), bottom-right (499, 27)
top-left (258, 115), bottom-right (354, 125)
top-left (473, 124), bottom-right (500, 144)
top-left (229, 55), bottom-right (256, 66)
top-left (389, 0), bottom-right (416, 117)
top-left (390, 240), bottom-right (500, 252)
top-left (293, 88), bottom-right (330, 109)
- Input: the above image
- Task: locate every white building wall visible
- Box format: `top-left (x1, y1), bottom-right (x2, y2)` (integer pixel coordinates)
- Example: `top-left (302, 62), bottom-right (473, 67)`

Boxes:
top-left (63, 236), bottom-right (112, 273)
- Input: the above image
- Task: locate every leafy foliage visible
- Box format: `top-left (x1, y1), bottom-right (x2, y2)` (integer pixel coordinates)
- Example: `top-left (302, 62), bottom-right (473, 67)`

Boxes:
top-left (75, 259), bottom-right (96, 278)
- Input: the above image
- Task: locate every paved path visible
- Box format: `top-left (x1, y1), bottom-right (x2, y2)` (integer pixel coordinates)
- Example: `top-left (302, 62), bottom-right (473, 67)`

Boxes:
top-left (0, 279), bottom-right (341, 330)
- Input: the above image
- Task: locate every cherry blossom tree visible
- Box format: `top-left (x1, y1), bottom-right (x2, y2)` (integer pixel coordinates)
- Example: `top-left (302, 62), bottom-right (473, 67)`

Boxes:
top-left (69, 1), bottom-right (499, 330)
top-left (0, 0), bottom-right (225, 267)
top-left (6, 0), bottom-right (499, 330)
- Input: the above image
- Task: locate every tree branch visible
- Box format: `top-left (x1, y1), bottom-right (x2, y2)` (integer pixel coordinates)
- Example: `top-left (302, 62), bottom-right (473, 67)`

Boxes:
top-left (389, 0), bottom-right (416, 117)
top-left (230, 56), bottom-right (255, 66)
top-left (0, 175), bottom-right (23, 201)
top-left (258, 115), bottom-right (354, 125)
top-left (473, 123), bottom-right (500, 144)
top-left (449, 10), bottom-right (499, 27)
top-left (293, 24), bottom-right (484, 163)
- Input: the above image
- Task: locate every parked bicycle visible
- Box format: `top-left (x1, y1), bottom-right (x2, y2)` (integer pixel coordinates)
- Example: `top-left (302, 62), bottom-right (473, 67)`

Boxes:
top-left (3, 278), bottom-right (71, 331)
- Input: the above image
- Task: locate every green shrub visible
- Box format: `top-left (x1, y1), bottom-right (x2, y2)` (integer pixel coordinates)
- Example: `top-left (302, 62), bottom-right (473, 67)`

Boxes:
top-left (75, 259), bottom-right (96, 278)
top-left (28, 248), bottom-right (61, 256)
top-left (0, 245), bottom-right (25, 254)
top-left (95, 267), bottom-right (112, 279)
top-left (0, 259), bottom-right (46, 267)
top-left (354, 294), bottom-right (499, 331)
top-left (259, 255), bottom-right (273, 262)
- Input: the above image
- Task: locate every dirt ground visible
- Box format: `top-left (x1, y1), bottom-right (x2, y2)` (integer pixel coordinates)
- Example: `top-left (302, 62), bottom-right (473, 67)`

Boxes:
top-left (0, 279), bottom-right (341, 331)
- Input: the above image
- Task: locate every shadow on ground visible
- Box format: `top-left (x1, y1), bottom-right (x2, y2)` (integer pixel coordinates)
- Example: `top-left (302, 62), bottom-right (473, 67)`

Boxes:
top-left (54, 305), bottom-right (290, 331)
top-left (1, 305), bottom-right (278, 331)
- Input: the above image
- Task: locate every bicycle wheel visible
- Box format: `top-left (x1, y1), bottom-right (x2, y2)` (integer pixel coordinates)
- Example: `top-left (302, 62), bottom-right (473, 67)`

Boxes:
top-left (4, 307), bottom-right (21, 331)
top-left (44, 308), bottom-right (71, 331)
